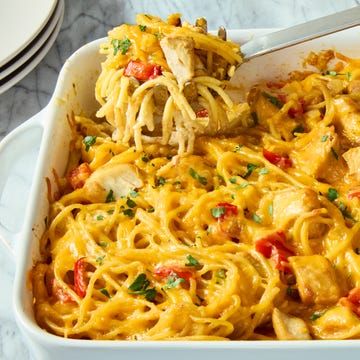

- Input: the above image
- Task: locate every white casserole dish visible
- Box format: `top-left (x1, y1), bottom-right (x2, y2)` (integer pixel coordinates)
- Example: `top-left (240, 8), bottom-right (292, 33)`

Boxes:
top-left (1, 27), bottom-right (360, 360)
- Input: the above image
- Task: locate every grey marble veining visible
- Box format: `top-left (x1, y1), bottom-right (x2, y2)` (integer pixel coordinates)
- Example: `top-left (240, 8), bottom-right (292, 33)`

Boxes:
top-left (0, 0), bottom-right (359, 358)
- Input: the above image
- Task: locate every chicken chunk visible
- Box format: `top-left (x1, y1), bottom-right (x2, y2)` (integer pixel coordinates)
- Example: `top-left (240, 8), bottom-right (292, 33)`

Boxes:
top-left (343, 146), bottom-right (360, 181)
top-left (272, 188), bottom-right (321, 230)
top-left (291, 126), bottom-right (345, 183)
top-left (289, 255), bottom-right (341, 305)
top-left (160, 36), bottom-right (195, 88)
top-left (311, 306), bottom-right (360, 339)
top-left (333, 96), bottom-right (360, 145)
top-left (272, 308), bottom-right (311, 340)
top-left (84, 162), bottom-right (143, 203)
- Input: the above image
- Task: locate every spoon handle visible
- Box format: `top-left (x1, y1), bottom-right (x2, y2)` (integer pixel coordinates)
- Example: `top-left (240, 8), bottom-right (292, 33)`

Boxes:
top-left (241, 6), bottom-right (360, 60)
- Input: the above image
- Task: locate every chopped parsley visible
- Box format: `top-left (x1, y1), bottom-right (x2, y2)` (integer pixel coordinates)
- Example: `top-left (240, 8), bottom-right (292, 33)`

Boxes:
top-left (99, 241), bottom-right (108, 248)
top-left (338, 202), bottom-right (354, 220)
top-left (189, 168), bottom-right (207, 185)
top-left (331, 147), bottom-right (339, 160)
top-left (155, 176), bottom-right (166, 186)
top-left (258, 167), bottom-right (269, 175)
top-left (100, 288), bottom-right (111, 298)
top-left (128, 273), bottom-right (157, 301)
top-left (141, 154), bottom-right (150, 162)
top-left (325, 70), bottom-right (338, 76)
top-left (235, 182), bottom-right (249, 189)
top-left (96, 215), bottom-right (104, 221)
top-left (105, 189), bottom-right (115, 203)
top-left (243, 163), bottom-right (258, 178)
top-left (292, 124), bottom-right (305, 135)
top-left (96, 255), bottom-right (105, 265)
top-left (229, 177), bottom-right (237, 184)
top-left (111, 38), bottom-right (131, 56)
top-left (234, 144), bottom-right (243, 153)
top-left (147, 206), bottom-right (155, 213)
top-left (252, 214), bottom-right (262, 224)
top-left (107, 209), bottom-right (114, 215)
top-left (129, 190), bottom-right (138, 198)
top-left (126, 198), bottom-right (137, 208)
top-left (211, 206), bottom-right (226, 219)
top-left (83, 135), bottom-right (96, 151)
top-left (262, 92), bottom-right (284, 108)
top-left (310, 311), bottom-right (324, 321)
top-left (185, 255), bottom-right (201, 268)
top-left (321, 135), bottom-right (329, 142)
top-left (163, 276), bottom-right (185, 290)
top-left (216, 269), bottom-right (226, 279)
top-left (123, 208), bottom-right (135, 218)
top-left (327, 188), bottom-right (338, 202)
top-left (268, 203), bottom-right (273, 217)
top-left (139, 25), bottom-right (147, 32)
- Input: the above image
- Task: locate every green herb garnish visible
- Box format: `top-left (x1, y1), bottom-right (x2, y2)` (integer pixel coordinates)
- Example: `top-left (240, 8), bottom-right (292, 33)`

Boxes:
top-left (129, 190), bottom-right (138, 198)
top-left (229, 177), bottom-right (237, 184)
top-left (126, 198), bottom-right (137, 208)
top-left (100, 288), bottom-right (111, 298)
top-left (243, 163), bottom-right (258, 178)
top-left (211, 206), bottom-right (226, 219)
top-left (338, 202), bottom-right (354, 220)
top-left (189, 168), bottom-right (207, 185)
top-left (262, 92), bottom-right (284, 108)
top-left (123, 209), bottom-right (135, 218)
top-left (216, 269), bottom-right (226, 279)
top-left (331, 147), bottom-right (339, 160)
top-left (327, 188), bottom-right (338, 202)
top-left (147, 207), bottom-right (155, 213)
top-left (268, 203), bottom-right (273, 217)
top-left (292, 124), bottom-right (305, 135)
top-left (155, 176), bottom-right (166, 186)
top-left (321, 135), bottom-right (329, 142)
top-left (258, 167), bottom-right (269, 175)
top-left (141, 154), bottom-right (150, 162)
top-left (163, 276), bottom-right (185, 290)
top-left (139, 25), bottom-right (147, 32)
top-left (99, 241), bottom-right (108, 248)
top-left (185, 255), bottom-right (201, 268)
top-left (105, 190), bottom-right (115, 203)
top-left (111, 38), bottom-right (131, 55)
top-left (310, 311), bottom-right (324, 321)
top-left (252, 214), bottom-right (262, 223)
top-left (128, 273), bottom-right (157, 301)
top-left (96, 215), bottom-right (104, 221)
top-left (96, 255), bottom-right (105, 265)
top-left (83, 135), bottom-right (96, 152)
top-left (326, 70), bottom-right (338, 76)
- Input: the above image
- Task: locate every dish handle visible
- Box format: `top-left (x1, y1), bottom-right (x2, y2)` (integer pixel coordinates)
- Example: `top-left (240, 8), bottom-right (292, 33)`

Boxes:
top-left (0, 109), bottom-right (46, 263)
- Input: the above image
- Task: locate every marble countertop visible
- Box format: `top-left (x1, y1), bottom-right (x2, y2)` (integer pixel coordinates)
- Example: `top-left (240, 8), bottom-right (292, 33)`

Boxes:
top-left (0, 0), bottom-right (359, 358)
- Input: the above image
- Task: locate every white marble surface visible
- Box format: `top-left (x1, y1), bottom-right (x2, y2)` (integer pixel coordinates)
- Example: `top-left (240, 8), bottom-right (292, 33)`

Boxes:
top-left (0, 0), bottom-right (359, 358)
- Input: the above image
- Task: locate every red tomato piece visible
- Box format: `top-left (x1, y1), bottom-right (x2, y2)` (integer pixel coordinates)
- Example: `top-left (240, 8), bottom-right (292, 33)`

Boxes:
top-left (196, 109), bottom-right (209, 117)
top-left (255, 231), bottom-right (294, 273)
top-left (263, 149), bottom-right (292, 169)
top-left (288, 99), bottom-right (306, 118)
top-left (124, 60), bottom-right (162, 81)
top-left (211, 202), bottom-right (238, 222)
top-left (277, 94), bottom-right (287, 104)
top-left (68, 162), bottom-right (92, 190)
top-left (348, 188), bottom-right (360, 199)
top-left (154, 266), bottom-right (193, 281)
top-left (266, 81), bottom-right (286, 89)
top-left (339, 287), bottom-right (360, 317)
top-left (52, 280), bottom-right (74, 303)
top-left (74, 258), bottom-right (88, 298)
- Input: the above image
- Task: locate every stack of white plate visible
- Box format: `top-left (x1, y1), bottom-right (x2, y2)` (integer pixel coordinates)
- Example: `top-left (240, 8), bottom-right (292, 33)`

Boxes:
top-left (0, 0), bottom-right (64, 94)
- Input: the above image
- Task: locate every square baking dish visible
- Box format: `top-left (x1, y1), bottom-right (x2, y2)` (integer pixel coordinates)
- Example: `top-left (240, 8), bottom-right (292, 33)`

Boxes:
top-left (1, 28), bottom-right (360, 360)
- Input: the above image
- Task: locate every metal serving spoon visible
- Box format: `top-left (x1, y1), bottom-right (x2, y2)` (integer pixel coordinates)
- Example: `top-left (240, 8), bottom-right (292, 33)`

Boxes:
top-left (240, 5), bottom-right (360, 60)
